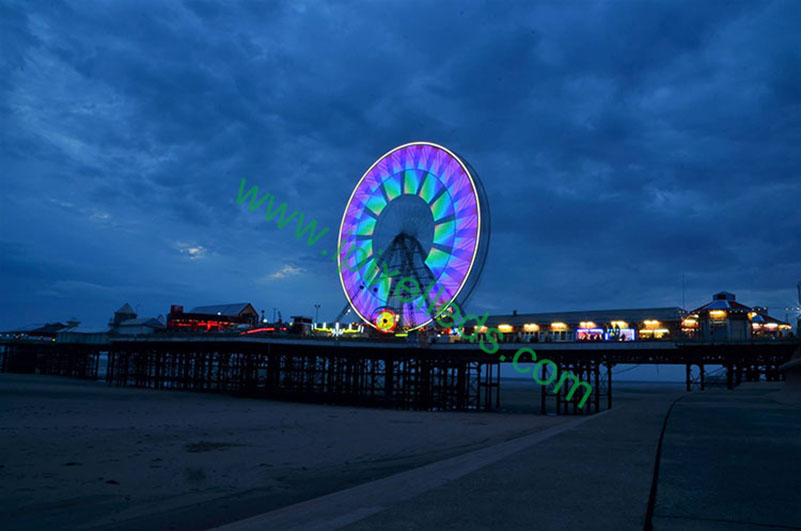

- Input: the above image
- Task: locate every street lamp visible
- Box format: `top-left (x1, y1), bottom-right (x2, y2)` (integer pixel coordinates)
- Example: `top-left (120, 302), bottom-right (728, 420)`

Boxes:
top-left (314, 304), bottom-right (321, 323)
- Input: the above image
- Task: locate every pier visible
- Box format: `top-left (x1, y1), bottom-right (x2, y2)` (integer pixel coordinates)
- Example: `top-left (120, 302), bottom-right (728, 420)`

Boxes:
top-left (2, 336), bottom-right (798, 415)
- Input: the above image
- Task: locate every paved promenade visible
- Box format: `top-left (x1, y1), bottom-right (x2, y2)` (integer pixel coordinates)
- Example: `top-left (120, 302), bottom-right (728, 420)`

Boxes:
top-left (216, 384), bottom-right (801, 531)
top-left (653, 384), bottom-right (801, 530)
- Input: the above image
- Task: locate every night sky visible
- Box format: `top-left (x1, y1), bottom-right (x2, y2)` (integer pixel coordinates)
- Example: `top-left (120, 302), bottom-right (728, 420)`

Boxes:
top-left (2, 1), bottom-right (800, 330)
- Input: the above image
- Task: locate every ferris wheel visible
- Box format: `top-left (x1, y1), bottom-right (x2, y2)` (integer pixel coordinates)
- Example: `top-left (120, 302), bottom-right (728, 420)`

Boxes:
top-left (336, 142), bottom-right (489, 333)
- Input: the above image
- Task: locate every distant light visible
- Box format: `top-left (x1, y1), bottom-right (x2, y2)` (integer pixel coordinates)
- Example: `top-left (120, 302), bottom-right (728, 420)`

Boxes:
top-left (523, 323), bottom-right (539, 332)
top-left (550, 322), bottom-right (567, 330)
top-left (639, 328), bottom-right (669, 338)
top-left (610, 320), bottom-right (628, 329)
top-left (498, 323), bottom-right (514, 333)
top-left (709, 310), bottom-right (727, 320)
top-left (579, 321), bottom-right (597, 329)
top-left (643, 320), bottom-right (661, 327)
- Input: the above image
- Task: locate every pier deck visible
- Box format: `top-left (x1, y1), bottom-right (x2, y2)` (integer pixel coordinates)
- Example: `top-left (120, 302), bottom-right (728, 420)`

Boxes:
top-left (1, 336), bottom-right (798, 414)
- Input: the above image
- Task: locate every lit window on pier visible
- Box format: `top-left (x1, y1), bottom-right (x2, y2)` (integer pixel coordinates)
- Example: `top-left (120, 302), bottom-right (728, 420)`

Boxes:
top-left (639, 328), bottom-right (670, 339)
top-left (709, 310), bottom-right (727, 320)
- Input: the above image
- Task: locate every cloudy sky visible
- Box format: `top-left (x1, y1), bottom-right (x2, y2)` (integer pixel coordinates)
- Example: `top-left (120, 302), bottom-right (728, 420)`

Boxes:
top-left (1, 0), bottom-right (800, 330)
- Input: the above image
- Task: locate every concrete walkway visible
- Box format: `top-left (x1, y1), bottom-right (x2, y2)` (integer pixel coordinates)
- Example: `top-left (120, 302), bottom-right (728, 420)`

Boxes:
top-left (212, 385), bottom-right (801, 530)
top-left (340, 393), bottom-right (674, 531)
top-left (214, 389), bottom-right (679, 531)
top-left (210, 412), bottom-right (610, 531)
top-left (653, 384), bottom-right (801, 530)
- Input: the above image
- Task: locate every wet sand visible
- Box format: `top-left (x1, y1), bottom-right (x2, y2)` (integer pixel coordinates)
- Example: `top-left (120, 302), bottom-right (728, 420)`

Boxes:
top-left (0, 374), bottom-right (574, 530)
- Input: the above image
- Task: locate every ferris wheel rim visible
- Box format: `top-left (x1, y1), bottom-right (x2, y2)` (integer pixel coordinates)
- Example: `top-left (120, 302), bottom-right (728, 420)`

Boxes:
top-left (337, 141), bottom-right (485, 332)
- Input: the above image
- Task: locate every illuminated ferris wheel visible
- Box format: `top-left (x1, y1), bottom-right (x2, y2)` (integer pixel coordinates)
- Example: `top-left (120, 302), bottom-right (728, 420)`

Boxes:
top-left (337, 142), bottom-right (489, 333)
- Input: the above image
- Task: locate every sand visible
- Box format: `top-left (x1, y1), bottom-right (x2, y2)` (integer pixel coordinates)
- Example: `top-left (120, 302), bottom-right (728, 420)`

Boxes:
top-left (0, 374), bottom-right (573, 530)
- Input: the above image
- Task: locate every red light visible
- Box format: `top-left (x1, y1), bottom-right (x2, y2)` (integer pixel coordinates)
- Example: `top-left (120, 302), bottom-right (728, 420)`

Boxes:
top-left (241, 327), bottom-right (276, 335)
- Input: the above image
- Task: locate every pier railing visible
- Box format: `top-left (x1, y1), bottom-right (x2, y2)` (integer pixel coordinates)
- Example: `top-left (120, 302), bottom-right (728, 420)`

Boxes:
top-left (1, 336), bottom-right (798, 415)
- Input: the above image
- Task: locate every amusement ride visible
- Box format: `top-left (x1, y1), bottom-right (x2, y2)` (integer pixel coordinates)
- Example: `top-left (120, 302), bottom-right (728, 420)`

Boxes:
top-left (334, 142), bottom-right (489, 334)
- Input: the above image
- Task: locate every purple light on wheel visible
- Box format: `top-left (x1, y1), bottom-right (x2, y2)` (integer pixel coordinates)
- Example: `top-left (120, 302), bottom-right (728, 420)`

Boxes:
top-left (337, 142), bottom-right (484, 331)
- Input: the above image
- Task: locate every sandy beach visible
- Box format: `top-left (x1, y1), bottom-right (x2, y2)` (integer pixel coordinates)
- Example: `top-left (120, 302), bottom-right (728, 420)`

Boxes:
top-left (3, 374), bottom-right (798, 530)
top-left (0, 374), bottom-right (573, 530)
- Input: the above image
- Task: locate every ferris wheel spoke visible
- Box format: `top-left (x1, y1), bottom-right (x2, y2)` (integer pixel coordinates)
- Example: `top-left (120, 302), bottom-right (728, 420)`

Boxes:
top-left (337, 142), bottom-right (487, 333)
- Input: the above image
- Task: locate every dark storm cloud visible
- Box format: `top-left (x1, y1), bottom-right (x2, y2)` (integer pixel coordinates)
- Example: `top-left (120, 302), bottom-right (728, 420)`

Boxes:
top-left (1, 0), bottom-right (799, 328)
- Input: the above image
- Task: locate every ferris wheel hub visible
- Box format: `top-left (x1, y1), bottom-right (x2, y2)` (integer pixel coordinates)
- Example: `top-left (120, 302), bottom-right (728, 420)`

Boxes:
top-left (337, 142), bottom-right (489, 332)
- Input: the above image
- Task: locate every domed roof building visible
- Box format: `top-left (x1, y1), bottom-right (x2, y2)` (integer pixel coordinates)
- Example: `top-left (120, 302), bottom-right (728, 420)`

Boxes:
top-left (683, 292), bottom-right (792, 341)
